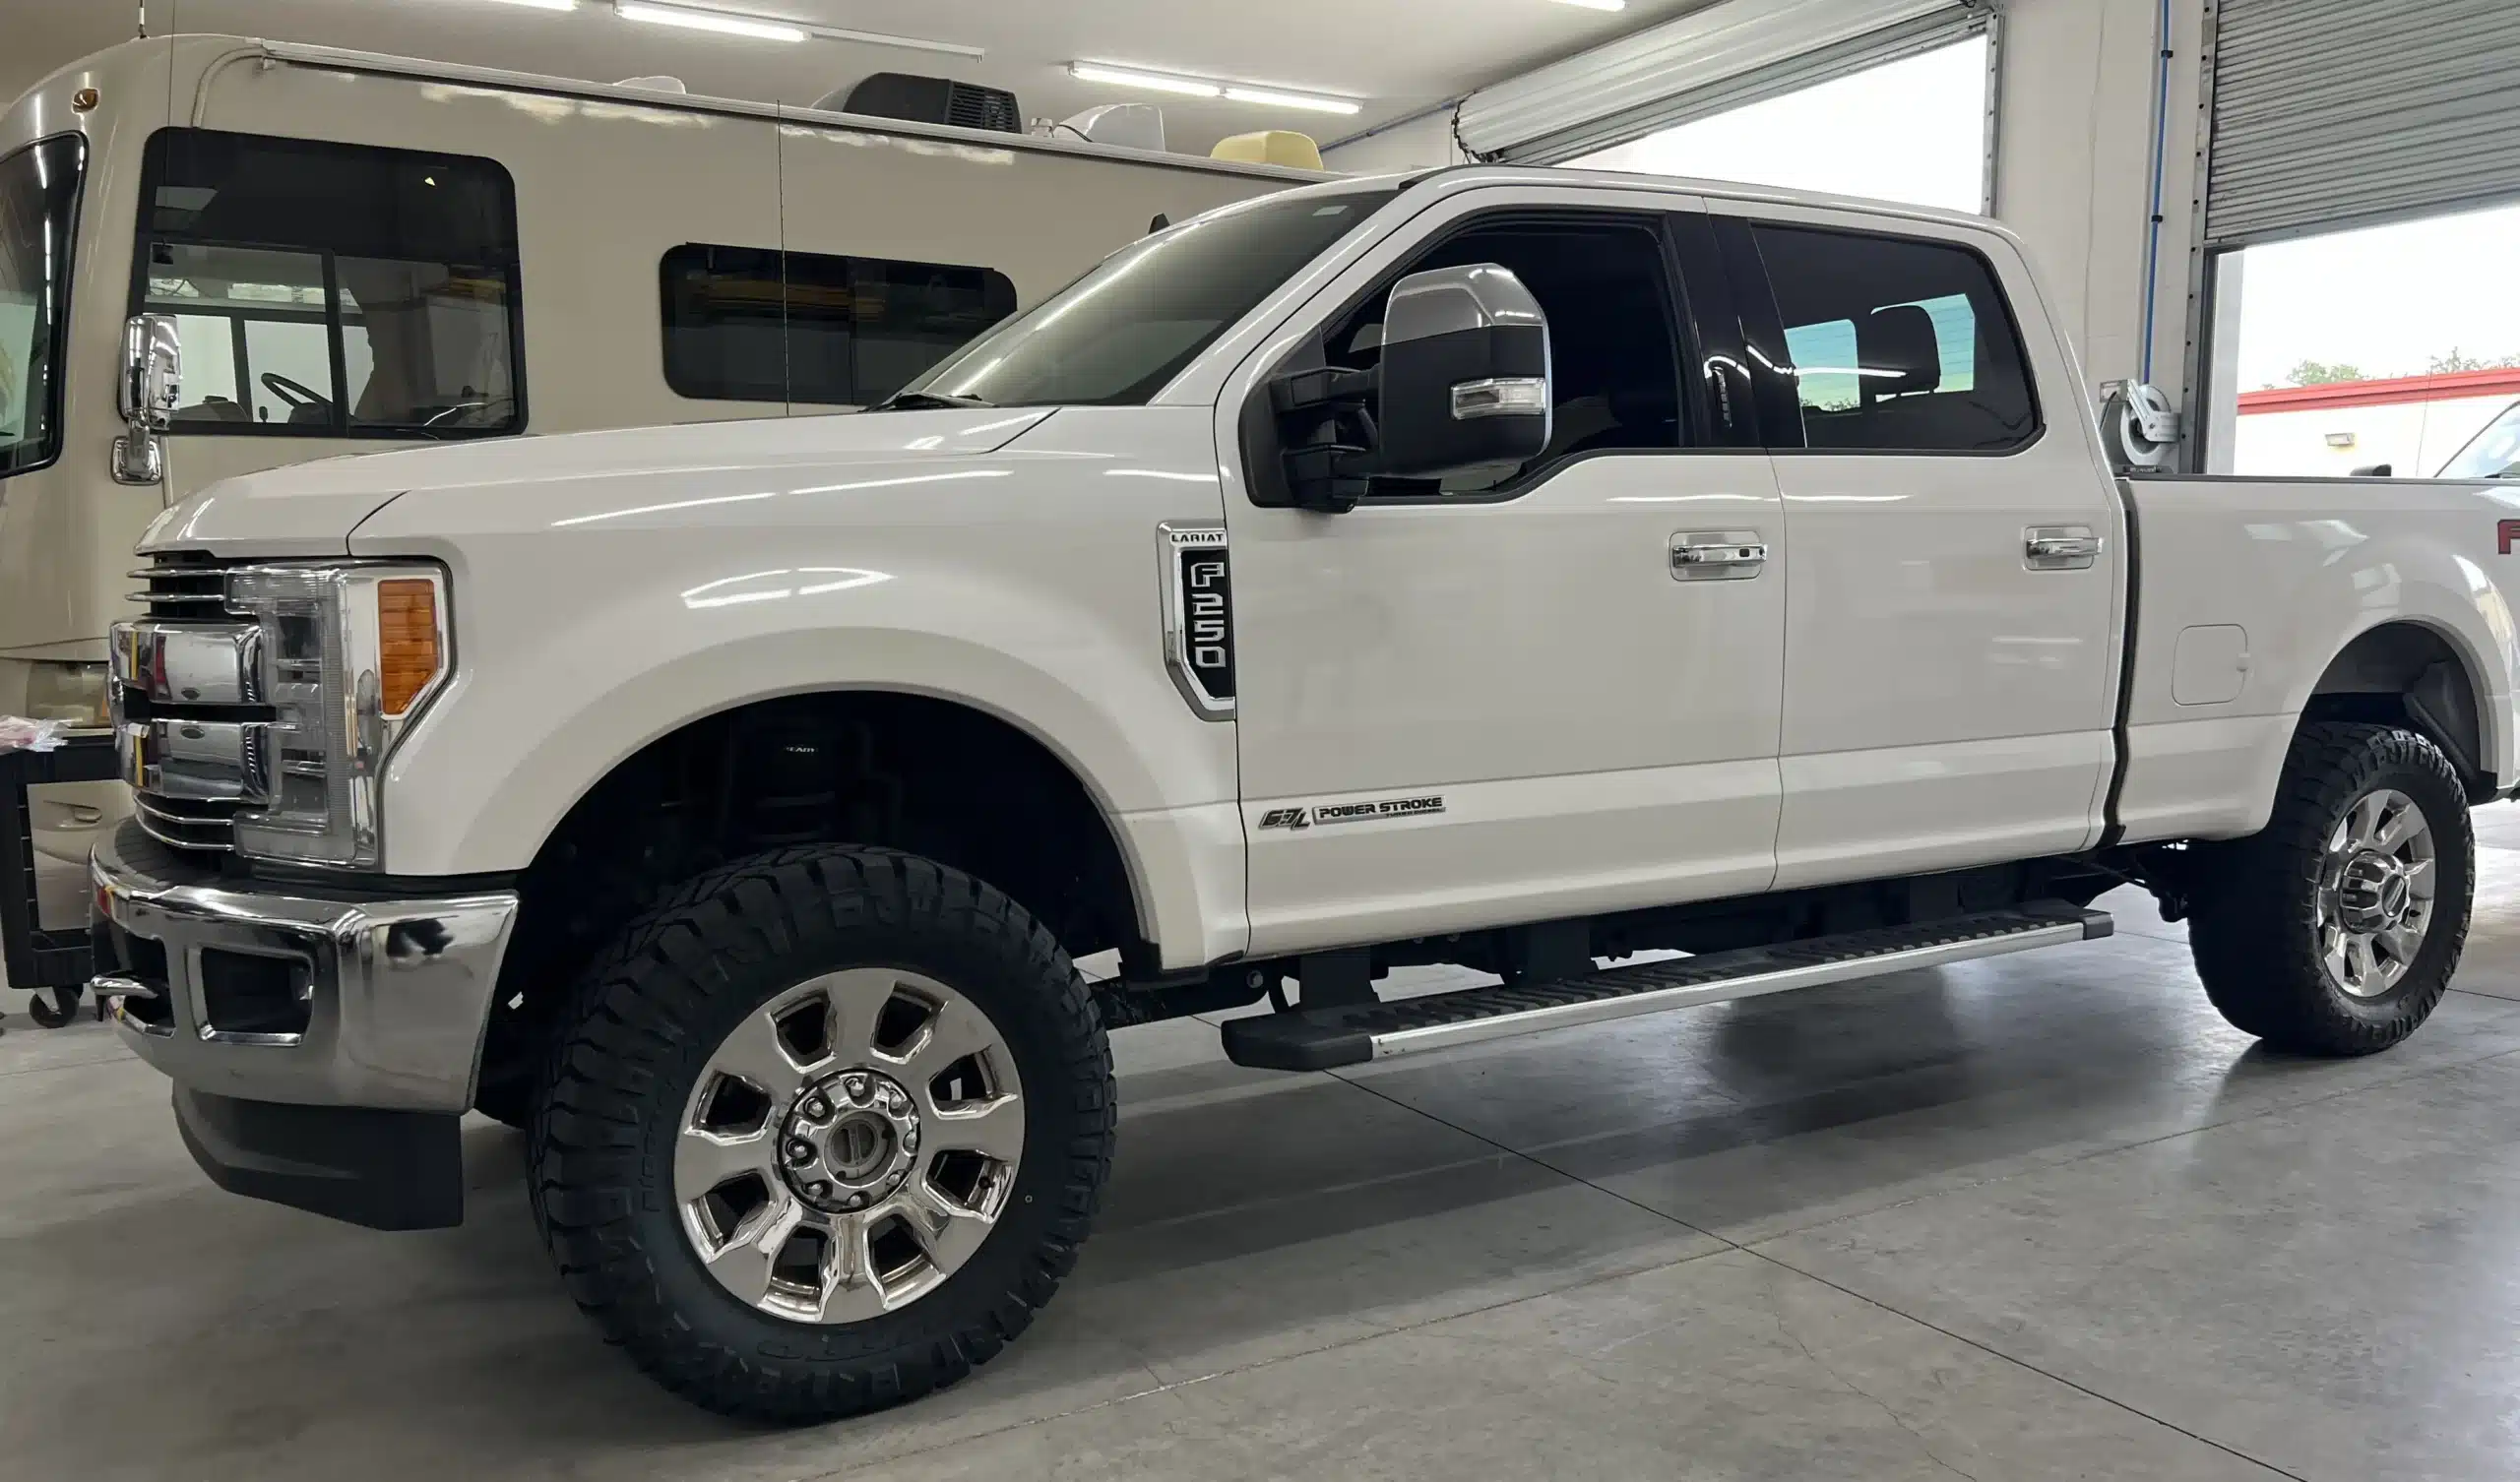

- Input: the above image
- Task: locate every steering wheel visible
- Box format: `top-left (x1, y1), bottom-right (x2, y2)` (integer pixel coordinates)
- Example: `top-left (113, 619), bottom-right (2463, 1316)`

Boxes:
top-left (259, 372), bottom-right (331, 413)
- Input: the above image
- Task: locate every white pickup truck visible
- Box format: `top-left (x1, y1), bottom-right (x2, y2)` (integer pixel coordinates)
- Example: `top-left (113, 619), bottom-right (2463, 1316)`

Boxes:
top-left (93, 166), bottom-right (2516, 1421)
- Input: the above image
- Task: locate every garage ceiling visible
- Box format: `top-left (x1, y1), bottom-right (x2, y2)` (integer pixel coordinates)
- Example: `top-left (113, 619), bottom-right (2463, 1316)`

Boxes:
top-left (2, 0), bottom-right (1729, 156)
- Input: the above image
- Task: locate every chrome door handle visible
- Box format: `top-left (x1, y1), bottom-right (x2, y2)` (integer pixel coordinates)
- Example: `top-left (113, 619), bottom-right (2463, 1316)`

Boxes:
top-left (2024, 525), bottom-right (2102, 570)
top-left (1671, 530), bottom-right (1767, 582)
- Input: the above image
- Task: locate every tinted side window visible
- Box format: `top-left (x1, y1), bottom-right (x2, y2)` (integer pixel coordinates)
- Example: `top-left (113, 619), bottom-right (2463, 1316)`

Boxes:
top-left (134, 129), bottom-right (523, 437)
top-left (662, 246), bottom-right (1015, 406)
top-left (1748, 223), bottom-right (2037, 452)
top-left (1329, 216), bottom-right (1686, 492)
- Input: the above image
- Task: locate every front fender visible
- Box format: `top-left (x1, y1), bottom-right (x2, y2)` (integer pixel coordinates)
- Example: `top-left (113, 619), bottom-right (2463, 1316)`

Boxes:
top-left (352, 408), bottom-right (1246, 965)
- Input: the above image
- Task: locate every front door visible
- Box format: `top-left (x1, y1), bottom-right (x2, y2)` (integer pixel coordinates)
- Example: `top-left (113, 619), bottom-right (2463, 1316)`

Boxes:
top-left (1725, 214), bottom-right (2124, 888)
top-left (1223, 198), bottom-right (1788, 956)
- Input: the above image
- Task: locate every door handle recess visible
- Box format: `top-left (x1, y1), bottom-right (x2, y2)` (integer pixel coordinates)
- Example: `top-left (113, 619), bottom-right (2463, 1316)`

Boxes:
top-left (2024, 525), bottom-right (2102, 570)
top-left (1671, 530), bottom-right (1767, 582)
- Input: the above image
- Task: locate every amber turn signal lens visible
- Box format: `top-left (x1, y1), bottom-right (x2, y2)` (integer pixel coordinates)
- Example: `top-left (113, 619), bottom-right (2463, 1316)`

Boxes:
top-left (376, 579), bottom-right (442, 715)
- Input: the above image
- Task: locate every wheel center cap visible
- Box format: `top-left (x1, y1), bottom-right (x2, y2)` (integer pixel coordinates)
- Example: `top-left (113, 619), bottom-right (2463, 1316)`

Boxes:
top-left (779, 1069), bottom-right (921, 1213)
top-left (2338, 851), bottom-right (2411, 933)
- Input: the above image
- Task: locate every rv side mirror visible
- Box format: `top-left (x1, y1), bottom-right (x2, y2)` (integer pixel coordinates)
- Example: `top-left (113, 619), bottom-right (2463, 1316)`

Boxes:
top-left (2351, 463), bottom-right (2394, 477)
top-left (112, 313), bottom-right (181, 485)
top-left (1374, 263), bottom-right (1551, 480)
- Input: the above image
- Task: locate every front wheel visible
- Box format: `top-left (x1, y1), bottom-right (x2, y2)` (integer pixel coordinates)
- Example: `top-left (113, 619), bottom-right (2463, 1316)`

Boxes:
top-left (2188, 721), bottom-right (2474, 1055)
top-left (534, 845), bottom-right (1113, 1422)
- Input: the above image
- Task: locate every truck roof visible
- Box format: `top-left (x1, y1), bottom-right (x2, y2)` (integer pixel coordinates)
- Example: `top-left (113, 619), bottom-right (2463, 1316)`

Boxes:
top-left (1354, 163), bottom-right (2021, 240)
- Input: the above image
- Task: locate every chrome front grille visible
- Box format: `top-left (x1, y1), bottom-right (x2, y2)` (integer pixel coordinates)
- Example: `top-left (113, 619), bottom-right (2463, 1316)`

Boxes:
top-left (130, 553), bottom-right (234, 620)
top-left (114, 555), bottom-right (260, 855)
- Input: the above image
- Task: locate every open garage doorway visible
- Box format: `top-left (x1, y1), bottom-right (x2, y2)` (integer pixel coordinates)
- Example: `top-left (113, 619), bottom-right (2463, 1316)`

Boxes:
top-left (1563, 35), bottom-right (1991, 216)
top-left (2206, 201), bottom-right (2520, 479)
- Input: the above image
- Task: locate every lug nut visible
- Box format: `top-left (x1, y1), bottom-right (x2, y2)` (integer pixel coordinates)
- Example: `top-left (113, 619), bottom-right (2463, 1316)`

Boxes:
top-left (801, 1095), bottom-right (832, 1120)
top-left (842, 1073), bottom-right (869, 1101)
top-left (806, 1181), bottom-right (832, 1200)
top-left (788, 1139), bottom-right (816, 1164)
top-left (842, 1192), bottom-right (864, 1210)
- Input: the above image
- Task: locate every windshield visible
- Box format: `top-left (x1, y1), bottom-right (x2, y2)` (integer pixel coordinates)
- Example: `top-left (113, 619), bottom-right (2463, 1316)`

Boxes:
top-left (898, 186), bottom-right (1401, 408)
top-left (0, 135), bottom-right (84, 478)
top-left (2439, 401), bottom-right (2520, 480)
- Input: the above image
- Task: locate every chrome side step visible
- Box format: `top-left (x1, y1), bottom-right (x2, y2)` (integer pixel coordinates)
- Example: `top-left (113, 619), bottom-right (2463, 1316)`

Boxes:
top-left (1220, 901), bottom-right (2112, 1072)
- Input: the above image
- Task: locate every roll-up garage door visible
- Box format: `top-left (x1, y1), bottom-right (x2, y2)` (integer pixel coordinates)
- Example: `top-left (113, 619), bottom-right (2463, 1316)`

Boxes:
top-left (1455, 0), bottom-right (1984, 165)
top-left (2205, 0), bottom-right (2520, 247)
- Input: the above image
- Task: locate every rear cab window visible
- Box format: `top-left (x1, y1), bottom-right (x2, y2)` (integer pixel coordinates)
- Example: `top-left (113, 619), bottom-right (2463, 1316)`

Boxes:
top-left (133, 128), bottom-right (524, 438)
top-left (1738, 220), bottom-right (2040, 453)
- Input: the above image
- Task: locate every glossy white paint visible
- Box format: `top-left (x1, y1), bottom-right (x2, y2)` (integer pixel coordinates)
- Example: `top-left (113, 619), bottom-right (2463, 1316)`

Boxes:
top-left (1752, 202), bottom-right (2126, 890)
top-left (1207, 181), bottom-right (1788, 954)
top-left (128, 166), bottom-right (2520, 972)
top-left (2113, 474), bottom-right (2520, 841)
top-left (329, 406), bottom-right (1245, 969)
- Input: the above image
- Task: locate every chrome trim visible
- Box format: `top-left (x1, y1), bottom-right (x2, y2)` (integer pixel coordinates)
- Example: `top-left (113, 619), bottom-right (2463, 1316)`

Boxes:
top-left (118, 717), bottom-right (267, 804)
top-left (88, 972), bottom-right (161, 1002)
top-left (94, 828), bottom-right (520, 1112)
top-left (1158, 522), bottom-right (1234, 721)
top-left (1670, 530), bottom-right (1768, 583)
top-left (1449, 376), bottom-right (1549, 420)
top-left (1366, 920), bottom-right (2094, 1061)
top-left (111, 620), bottom-right (263, 706)
top-left (112, 313), bottom-right (181, 486)
top-left (2024, 525), bottom-right (2102, 571)
top-left (133, 794), bottom-right (241, 852)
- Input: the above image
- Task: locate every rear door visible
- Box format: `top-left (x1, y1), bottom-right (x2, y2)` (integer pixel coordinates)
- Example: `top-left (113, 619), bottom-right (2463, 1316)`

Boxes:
top-left (1720, 212), bottom-right (2123, 888)
top-left (1220, 188), bottom-right (1788, 955)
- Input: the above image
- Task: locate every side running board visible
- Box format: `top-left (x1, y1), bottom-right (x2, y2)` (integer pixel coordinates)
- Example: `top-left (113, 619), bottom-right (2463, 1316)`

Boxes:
top-left (1221, 901), bottom-right (2112, 1072)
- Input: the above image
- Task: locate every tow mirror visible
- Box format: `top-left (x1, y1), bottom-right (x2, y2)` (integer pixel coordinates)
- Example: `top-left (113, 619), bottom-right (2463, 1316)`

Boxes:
top-left (1374, 263), bottom-right (1551, 479)
top-left (1266, 263), bottom-right (1551, 512)
top-left (112, 313), bottom-right (181, 485)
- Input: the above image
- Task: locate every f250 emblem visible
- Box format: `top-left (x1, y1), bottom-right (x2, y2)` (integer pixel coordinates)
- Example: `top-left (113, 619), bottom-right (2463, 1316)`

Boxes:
top-left (2499, 520), bottom-right (2520, 555)
top-left (1160, 524), bottom-right (1234, 719)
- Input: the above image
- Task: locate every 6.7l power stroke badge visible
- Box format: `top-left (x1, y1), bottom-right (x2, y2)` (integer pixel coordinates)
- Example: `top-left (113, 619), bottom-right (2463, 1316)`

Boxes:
top-left (1257, 795), bottom-right (1446, 830)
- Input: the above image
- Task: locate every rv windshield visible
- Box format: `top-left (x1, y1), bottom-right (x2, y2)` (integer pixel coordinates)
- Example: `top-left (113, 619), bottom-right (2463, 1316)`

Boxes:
top-left (0, 135), bottom-right (84, 478)
top-left (2439, 401), bottom-right (2520, 480)
top-left (895, 186), bottom-right (1401, 408)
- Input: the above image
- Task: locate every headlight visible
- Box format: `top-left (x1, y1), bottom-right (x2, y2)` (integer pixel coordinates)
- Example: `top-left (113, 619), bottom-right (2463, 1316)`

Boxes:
top-left (227, 562), bottom-right (450, 868)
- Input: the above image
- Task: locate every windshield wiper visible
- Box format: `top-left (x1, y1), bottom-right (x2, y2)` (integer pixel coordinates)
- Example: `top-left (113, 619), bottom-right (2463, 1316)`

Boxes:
top-left (872, 390), bottom-right (994, 411)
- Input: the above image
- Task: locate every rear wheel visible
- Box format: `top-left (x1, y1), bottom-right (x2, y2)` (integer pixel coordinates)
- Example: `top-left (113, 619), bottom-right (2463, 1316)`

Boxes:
top-left (2187, 721), bottom-right (2473, 1054)
top-left (534, 845), bottom-right (1112, 1422)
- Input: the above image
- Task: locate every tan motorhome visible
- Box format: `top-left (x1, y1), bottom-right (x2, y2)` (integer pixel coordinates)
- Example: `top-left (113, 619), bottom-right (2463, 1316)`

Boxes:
top-left (0, 33), bottom-right (1305, 971)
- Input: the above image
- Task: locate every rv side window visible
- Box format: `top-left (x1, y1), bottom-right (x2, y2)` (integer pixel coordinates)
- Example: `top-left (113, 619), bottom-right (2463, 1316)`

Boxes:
top-left (661, 245), bottom-right (1016, 407)
top-left (133, 129), bottom-right (524, 438)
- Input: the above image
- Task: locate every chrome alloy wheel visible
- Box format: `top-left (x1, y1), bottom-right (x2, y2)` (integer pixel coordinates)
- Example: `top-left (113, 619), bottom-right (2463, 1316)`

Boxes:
top-left (676, 969), bottom-right (1026, 1323)
top-left (2314, 787), bottom-right (2438, 999)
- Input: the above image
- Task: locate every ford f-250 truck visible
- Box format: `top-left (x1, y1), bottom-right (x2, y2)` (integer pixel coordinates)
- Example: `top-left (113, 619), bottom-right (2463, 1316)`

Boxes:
top-left (91, 166), bottom-right (2515, 1421)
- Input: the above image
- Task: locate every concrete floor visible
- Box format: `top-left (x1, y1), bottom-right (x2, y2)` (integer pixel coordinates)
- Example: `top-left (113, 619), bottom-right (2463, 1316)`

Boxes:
top-left (12, 814), bottom-right (2520, 1479)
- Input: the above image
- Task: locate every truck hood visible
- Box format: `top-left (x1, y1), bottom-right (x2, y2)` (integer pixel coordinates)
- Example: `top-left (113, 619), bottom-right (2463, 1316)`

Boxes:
top-left (137, 406), bottom-right (1057, 557)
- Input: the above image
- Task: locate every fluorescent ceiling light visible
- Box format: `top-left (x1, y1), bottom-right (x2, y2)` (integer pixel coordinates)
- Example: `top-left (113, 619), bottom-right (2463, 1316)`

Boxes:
top-left (614, 1), bottom-right (806, 41)
top-left (807, 25), bottom-right (982, 60)
top-left (1069, 62), bottom-right (1222, 98)
top-left (1222, 86), bottom-right (1361, 115)
top-left (1547, 0), bottom-right (1628, 9)
top-left (1071, 62), bottom-right (1362, 114)
top-left (475, 0), bottom-right (580, 9)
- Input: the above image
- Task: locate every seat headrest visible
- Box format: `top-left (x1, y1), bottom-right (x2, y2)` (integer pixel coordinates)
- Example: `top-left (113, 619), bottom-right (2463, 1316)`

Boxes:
top-left (1210, 130), bottom-right (1324, 170)
top-left (1858, 304), bottom-right (1941, 397)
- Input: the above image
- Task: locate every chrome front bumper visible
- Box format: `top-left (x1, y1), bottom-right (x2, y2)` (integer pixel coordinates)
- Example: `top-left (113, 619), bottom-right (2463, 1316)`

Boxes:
top-left (91, 825), bottom-right (519, 1114)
